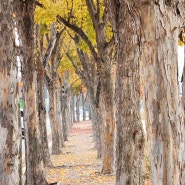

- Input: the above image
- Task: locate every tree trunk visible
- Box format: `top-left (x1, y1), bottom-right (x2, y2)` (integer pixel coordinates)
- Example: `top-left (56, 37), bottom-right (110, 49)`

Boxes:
top-left (89, 96), bottom-right (104, 159)
top-left (105, 1), bottom-right (145, 184)
top-left (56, 80), bottom-right (64, 148)
top-left (141, 2), bottom-right (184, 185)
top-left (100, 64), bottom-right (115, 174)
top-left (47, 28), bottom-right (64, 155)
top-left (60, 71), bottom-right (70, 141)
top-left (0, 1), bottom-right (21, 184)
top-left (66, 92), bottom-right (72, 128)
top-left (35, 25), bottom-right (52, 167)
top-left (37, 69), bottom-right (52, 167)
top-left (89, 103), bottom-right (92, 120)
top-left (82, 93), bottom-right (86, 121)
top-left (71, 94), bottom-right (76, 123)
top-left (76, 94), bottom-right (80, 122)
top-left (48, 83), bottom-right (62, 155)
top-left (18, 1), bottom-right (48, 184)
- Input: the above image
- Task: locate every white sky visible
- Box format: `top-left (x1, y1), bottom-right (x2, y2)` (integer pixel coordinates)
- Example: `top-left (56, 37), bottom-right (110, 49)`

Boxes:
top-left (178, 46), bottom-right (184, 82)
top-left (178, 46), bottom-right (184, 95)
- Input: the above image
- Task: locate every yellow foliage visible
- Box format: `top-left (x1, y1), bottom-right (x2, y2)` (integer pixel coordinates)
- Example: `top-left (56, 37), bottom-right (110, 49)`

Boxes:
top-left (178, 39), bottom-right (184, 47)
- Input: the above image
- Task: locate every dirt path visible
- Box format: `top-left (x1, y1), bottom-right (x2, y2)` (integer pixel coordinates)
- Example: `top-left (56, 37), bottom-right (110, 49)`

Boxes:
top-left (45, 120), bottom-right (115, 185)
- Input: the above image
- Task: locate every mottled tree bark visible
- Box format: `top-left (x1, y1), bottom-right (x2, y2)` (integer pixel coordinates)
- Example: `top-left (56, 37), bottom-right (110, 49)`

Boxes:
top-left (48, 83), bottom-right (61, 154)
top-left (47, 30), bottom-right (64, 154)
top-left (105, 1), bottom-right (145, 184)
top-left (89, 93), bottom-right (104, 159)
top-left (17, 1), bottom-right (48, 184)
top-left (35, 25), bottom-right (52, 167)
top-left (60, 71), bottom-right (70, 141)
top-left (0, 1), bottom-right (21, 184)
top-left (100, 64), bottom-right (115, 174)
top-left (141, 2), bottom-right (185, 185)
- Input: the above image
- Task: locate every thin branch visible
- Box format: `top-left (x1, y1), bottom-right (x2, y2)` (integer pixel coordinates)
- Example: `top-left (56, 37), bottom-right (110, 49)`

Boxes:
top-left (66, 52), bottom-right (85, 79)
top-left (35, 1), bottom-right (45, 8)
top-left (85, 0), bottom-right (98, 27)
top-left (96, 0), bottom-right (100, 19)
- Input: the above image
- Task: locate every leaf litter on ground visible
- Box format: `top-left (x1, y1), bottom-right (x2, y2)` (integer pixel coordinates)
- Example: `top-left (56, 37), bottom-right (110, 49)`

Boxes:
top-left (45, 120), bottom-right (115, 185)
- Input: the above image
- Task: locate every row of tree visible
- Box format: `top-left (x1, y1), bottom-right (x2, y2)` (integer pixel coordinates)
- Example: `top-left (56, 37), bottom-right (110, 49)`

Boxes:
top-left (0, 0), bottom-right (185, 185)
top-left (0, 1), bottom-right (89, 184)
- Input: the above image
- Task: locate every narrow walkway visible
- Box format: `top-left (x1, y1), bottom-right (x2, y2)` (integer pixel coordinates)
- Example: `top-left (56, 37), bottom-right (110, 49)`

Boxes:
top-left (45, 120), bottom-right (115, 185)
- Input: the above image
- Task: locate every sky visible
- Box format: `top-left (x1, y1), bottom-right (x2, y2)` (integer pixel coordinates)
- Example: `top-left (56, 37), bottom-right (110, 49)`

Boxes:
top-left (178, 46), bottom-right (184, 80)
top-left (178, 45), bottom-right (184, 94)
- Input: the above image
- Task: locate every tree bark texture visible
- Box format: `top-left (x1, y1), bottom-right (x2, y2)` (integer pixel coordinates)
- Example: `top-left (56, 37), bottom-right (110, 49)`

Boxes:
top-left (48, 29), bottom-right (64, 154)
top-left (89, 95), bottom-right (105, 159)
top-left (35, 25), bottom-right (52, 167)
top-left (105, 0), bottom-right (145, 184)
top-left (141, 2), bottom-right (185, 185)
top-left (76, 94), bottom-right (80, 122)
top-left (48, 77), bottom-right (62, 154)
top-left (100, 63), bottom-right (115, 174)
top-left (115, 2), bottom-right (145, 184)
top-left (17, 1), bottom-right (48, 184)
top-left (0, 1), bottom-right (21, 184)
top-left (60, 71), bottom-right (70, 141)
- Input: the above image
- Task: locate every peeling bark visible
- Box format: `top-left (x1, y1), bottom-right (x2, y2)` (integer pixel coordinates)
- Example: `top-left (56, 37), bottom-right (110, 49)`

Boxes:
top-left (141, 2), bottom-right (184, 185)
top-left (105, 1), bottom-right (145, 184)
top-left (17, 1), bottom-right (48, 184)
top-left (0, 2), bottom-right (21, 184)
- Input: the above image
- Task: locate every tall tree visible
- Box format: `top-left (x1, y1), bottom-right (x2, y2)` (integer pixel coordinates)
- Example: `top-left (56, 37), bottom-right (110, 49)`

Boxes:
top-left (46, 29), bottom-right (64, 154)
top-left (0, 1), bottom-right (21, 184)
top-left (16, 1), bottom-right (48, 184)
top-left (105, 1), bottom-right (145, 184)
top-left (35, 25), bottom-right (52, 167)
top-left (141, 2), bottom-right (185, 185)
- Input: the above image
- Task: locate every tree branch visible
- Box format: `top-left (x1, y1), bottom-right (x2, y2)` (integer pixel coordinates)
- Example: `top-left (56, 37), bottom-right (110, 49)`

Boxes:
top-left (85, 0), bottom-right (99, 28)
top-left (43, 24), bottom-right (56, 68)
top-left (56, 15), bottom-right (99, 62)
top-left (35, 1), bottom-right (45, 8)
top-left (66, 52), bottom-right (85, 79)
